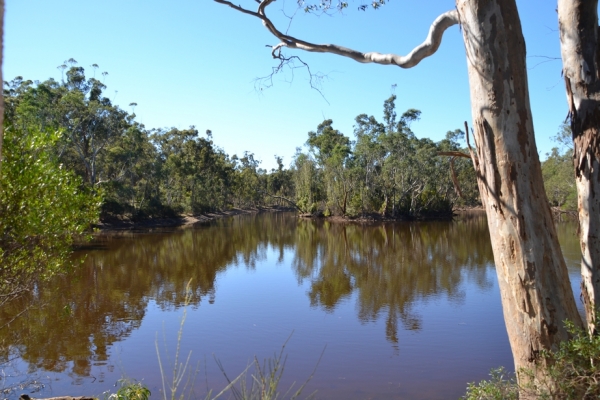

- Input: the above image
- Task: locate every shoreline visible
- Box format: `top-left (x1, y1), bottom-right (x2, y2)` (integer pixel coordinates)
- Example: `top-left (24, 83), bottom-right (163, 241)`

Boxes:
top-left (94, 206), bottom-right (489, 233)
top-left (94, 206), bottom-right (296, 233)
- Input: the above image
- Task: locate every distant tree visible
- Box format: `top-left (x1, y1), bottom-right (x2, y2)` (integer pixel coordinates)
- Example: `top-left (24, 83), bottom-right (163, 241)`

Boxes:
top-left (4, 65), bottom-right (132, 188)
top-left (154, 127), bottom-right (235, 213)
top-left (292, 149), bottom-right (322, 213)
top-left (541, 126), bottom-right (576, 212)
top-left (307, 120), bottom-right (355, 215)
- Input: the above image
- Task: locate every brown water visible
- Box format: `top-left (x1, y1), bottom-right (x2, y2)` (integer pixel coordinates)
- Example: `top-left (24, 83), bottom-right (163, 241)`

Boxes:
top-left (0, 212), bottom-right (583, 399)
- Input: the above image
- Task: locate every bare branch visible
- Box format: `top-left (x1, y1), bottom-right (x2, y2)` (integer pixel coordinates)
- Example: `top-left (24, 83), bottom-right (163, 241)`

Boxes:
top-left (254, 53), bottom-right (330, 103)
top-left (214, 0), bottom-right (459, 69)
top-left (527, 55), bottom-right (561, 70)
top-left (213, 0), bottom-right (263, 19)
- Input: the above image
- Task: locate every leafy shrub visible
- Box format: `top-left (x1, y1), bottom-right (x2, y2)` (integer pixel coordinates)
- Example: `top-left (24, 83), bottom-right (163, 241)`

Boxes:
top-left (0, 126), bottom-right (101, 305)
top-left (521, 320), bottom-right (600, 399)
top-left (106, 379), bottom-right (151, 400)
top-left (462, 367), bottom-right (518, 400)
top-left (463, 320), bottom-right (600, 399)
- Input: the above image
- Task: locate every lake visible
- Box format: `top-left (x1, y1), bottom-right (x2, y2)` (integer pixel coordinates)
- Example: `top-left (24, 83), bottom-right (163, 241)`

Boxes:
top-left (0, 212), bottom-right (583, 399)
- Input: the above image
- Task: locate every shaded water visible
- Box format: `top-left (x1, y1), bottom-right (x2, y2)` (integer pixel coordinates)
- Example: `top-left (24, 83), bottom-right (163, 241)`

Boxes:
top-left (0, 212), bottom-right (582, 399)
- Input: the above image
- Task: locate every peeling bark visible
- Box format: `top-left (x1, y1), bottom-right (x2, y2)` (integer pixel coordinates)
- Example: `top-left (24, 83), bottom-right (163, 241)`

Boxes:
top-left (558, 0), bottom-right (600, 335)
top-left (459, 2), bottom-right (582, 381)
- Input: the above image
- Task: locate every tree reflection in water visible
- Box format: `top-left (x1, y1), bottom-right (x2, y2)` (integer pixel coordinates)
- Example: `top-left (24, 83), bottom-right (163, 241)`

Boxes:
top-left (0, 212), bottom-right (494, 381)
top-left (291, 214), bottom-right (494, 343)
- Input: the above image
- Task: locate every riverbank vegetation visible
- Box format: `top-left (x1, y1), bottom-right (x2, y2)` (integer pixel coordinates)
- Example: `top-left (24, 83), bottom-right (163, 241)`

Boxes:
top-left (4, 61), bottom-right (577, 225)
top-left (4, 61), bottom-right (482, 224)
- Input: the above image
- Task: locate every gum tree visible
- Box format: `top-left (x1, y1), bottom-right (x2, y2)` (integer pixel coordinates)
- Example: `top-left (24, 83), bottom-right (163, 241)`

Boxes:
top-left (214, 0), bottom-right (583, 382)
top-left (558, 0), bottom-right (600, 334)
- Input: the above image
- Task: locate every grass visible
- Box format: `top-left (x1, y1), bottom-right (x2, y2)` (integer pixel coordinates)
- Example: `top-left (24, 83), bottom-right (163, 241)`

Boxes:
top-left (214, 335), bottom-right (322, 400)
top-left (155, 281), bottom-right (199, 400)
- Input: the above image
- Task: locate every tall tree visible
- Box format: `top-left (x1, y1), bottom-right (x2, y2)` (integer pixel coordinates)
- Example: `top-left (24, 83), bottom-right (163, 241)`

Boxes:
top-left (558, 0), bottom-right (600, 335)
top-left (214, 0), bottom-right (583, 382)
top-left (307, 120), bottom-right (355, 215)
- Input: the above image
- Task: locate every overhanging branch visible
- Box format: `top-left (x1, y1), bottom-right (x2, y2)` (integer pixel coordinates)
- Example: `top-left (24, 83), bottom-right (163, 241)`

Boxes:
top-left (214, 0), bottom-right (459, 69)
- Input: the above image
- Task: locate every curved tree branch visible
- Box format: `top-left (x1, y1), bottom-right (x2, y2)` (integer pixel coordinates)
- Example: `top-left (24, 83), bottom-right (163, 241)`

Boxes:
top-left (214, 0), bottom-right (459, 68)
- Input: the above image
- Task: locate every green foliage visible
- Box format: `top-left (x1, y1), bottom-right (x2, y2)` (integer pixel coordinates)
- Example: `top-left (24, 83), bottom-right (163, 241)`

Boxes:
top-left (520, 320), bottom-right (600, 399)
top-left (462, 367), bottom-right (519, 400)
top-left (540, 123), bottom-right (577, 211)
top-left (5, 64), bottom-right (483, 220)
top-left (0, 125), bottom-right (101, 305)
top-left (542, 147), bottom-right (577, 211)
top-left (107, 379), bottom-right (151, 400)
top-left (292, 95), bottom-right (479, 218)
top-left (292, 150), bottom-right (322, 214)
top-left (463, 320), bottom-right (600, 399)
top-left (154, 127), bottom-right (236, 214)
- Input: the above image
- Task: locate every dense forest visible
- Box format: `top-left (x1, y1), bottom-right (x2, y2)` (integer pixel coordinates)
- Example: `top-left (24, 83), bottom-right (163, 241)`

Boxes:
top-left (1, 61), bottom-right (475, 221)
top-left (2, 61), bottom-right (575, 224)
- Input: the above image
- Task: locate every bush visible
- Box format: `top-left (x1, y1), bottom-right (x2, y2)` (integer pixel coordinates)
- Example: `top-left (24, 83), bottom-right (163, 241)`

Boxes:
top-left (0, 126), bottom-right (101, 305)
top-left (106, 379), bottom-right (151, 400)
top-left (521, 320), bottom-right (600, 399)
top-left (462, 367), bottom-right (518, 400)
top-left (463, 320), bottom-right (600, 399)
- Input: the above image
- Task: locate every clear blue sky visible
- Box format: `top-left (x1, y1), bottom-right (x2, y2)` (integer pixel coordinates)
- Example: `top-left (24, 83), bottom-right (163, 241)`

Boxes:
top-left (5, 0), bottom-right (569, 171)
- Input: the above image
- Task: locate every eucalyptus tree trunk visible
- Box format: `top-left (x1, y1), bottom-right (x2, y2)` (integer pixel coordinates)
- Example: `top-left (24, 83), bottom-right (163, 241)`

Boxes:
top-left (558, 0), bottom-right (600, 335)
top-left (457, 0), bottom-right (582, 378)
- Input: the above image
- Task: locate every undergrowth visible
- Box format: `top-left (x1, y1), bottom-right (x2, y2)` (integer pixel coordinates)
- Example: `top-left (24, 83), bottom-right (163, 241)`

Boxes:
top-left (462, 320), bottom-right (600, 399)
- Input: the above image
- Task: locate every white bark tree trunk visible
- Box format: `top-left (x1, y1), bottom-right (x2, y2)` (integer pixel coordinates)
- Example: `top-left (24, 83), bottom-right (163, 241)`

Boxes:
top-left (558, 0), bottom-right (600, 335)
top-left (458, 0), bottom-right (582, 377)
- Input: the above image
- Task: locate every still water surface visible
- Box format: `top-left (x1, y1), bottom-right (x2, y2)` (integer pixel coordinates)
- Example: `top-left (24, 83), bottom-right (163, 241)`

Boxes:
top-left (0, 212), bottom-right (583, 399)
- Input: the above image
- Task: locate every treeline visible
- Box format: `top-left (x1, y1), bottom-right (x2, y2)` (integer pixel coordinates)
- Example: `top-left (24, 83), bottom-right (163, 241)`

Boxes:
top-left (4, 62), bottom-right (292, 218)
top-left (293, 96), bottom-right (479, 217)
top-left (4, 61), bottom-right (483, 220)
